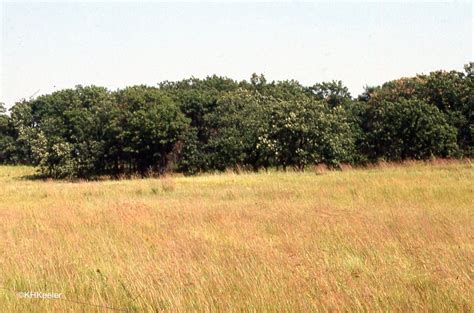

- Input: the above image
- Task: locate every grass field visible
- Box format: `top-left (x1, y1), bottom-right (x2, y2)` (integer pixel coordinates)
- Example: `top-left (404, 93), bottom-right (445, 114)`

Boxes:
top-left (0, 161), bottom-right (472, 312)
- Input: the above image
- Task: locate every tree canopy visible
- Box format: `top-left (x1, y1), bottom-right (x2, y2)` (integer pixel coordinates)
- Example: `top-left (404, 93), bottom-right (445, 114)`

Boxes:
top-left (1, 64), bottom-right (472, 178)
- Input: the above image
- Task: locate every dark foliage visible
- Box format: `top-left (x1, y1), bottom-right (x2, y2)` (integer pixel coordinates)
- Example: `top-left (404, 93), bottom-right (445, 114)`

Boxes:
top-left (1, 64), bottom-right (472, 178)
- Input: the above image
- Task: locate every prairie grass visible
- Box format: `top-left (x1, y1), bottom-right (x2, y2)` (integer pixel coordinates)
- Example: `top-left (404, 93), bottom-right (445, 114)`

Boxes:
top-left (0, 161), bottom-right (472, 311)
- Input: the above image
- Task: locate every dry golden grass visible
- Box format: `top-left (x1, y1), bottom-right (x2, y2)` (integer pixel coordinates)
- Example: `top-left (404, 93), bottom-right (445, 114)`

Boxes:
top-left (0, 161), bottom-right (472, 312)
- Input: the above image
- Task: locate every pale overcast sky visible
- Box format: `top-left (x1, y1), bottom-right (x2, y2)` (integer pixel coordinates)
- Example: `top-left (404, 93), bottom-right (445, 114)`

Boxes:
top-left (1, 1), bottom-right (472, 108)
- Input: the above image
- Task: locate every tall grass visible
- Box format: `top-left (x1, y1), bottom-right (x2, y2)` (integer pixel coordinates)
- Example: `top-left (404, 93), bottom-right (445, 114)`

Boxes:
top-left (0, 161), bottom-right (472, 311)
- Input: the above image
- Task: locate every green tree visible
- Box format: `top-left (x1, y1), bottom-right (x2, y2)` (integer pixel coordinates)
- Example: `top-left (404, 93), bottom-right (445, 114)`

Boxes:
top-left (364, 99), bottom-right (458, 160)
top-left (11, 86), bottom-right (113, 178)
top-left (161, 76), bottom-right (239, 173)
top-left (205, 89), bottom-right (274, 171)
top-left (360, 65), bottom-right (473, 156)
top-left (264, 98), bottom-right (356, 169)
top-left (0, 103), bottom-right (14, 163)
top-left (113, 86), bottom-right (188, 175)
top-left (310, 80), bottom-right (352, 107)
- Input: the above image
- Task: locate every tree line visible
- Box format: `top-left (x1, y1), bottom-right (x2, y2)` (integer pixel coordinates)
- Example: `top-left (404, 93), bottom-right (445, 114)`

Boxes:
top-left (0, 63), bottom-right (472, 178)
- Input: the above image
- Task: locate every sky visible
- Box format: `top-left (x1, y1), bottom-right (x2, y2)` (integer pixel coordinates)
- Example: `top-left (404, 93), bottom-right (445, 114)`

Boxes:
top-left (0, 1), bottom-right (472, 109)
